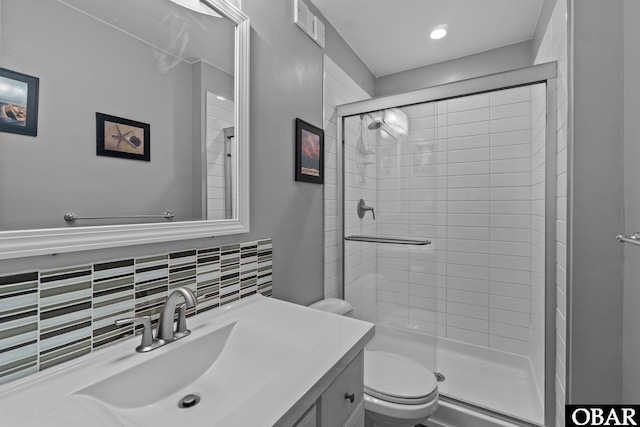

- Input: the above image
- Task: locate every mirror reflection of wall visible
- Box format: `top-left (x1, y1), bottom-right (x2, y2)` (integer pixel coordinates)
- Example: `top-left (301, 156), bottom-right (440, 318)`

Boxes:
top-left (0, 0), bottom-right (235, 231)
top-left (205, 92), bottom-right (235, 220)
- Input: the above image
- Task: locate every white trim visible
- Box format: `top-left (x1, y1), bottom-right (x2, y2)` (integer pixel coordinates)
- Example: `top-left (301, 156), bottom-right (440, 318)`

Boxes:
top-left (337, 62), bottom-right (557, 118)
top-left (0, 0), bottom-right (250, 260)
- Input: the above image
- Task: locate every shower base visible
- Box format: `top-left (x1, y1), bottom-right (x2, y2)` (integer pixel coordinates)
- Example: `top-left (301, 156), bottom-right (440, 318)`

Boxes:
top-left (367, 324), bottom-right (543, 426)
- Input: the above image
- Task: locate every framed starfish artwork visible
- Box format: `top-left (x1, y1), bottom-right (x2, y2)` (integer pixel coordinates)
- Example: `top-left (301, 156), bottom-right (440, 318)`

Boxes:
top-left (96, 112), bottom-right (150, 161)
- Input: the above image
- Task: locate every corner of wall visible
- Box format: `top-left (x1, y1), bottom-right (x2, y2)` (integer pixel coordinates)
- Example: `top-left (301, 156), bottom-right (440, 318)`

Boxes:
top-left (531, 0), bottom-right (560, 62)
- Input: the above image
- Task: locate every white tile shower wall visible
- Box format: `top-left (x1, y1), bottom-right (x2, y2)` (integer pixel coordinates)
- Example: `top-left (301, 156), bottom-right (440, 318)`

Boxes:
top-left (372, 87), bottom-right (537, 352)
top-left (323, 56), bottom-right (375, 321)
top-left (535, 1), bottom-right (569, 426)
top-left (343, 112), bottom-right (377, 321)
top-left (205, 93), bottom-right (234, 220)
top-left (375, 103), bottom-right (438, 333)
top-left (441, 88), bottom-right (535, 353)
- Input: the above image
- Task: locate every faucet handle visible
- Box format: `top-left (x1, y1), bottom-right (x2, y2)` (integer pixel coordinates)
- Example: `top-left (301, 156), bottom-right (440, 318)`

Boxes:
top-left (174, 303), bottom-right (190, 339)
top-left (173, 289), bottom-right (199, 339)
top-left (114, 316), bottom-right (155, 352)
top-left (357, 199), bottom-right (376, 220)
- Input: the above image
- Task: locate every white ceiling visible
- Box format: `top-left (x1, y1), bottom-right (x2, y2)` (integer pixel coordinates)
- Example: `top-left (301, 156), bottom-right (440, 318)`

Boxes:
top-left (312, 0), bottom-right (544, 77)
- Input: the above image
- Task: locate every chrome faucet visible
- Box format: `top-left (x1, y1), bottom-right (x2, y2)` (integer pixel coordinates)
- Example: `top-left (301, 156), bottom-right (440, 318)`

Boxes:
top-left (115, 287), bottom-right (197, 353)
top-left (157, 287), bottom-right (197, 341)
top-left (357, 199), bottom-right (375, 220)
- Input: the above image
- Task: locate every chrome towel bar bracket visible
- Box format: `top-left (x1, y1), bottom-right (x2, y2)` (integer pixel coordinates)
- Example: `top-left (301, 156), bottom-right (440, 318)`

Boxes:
top-left (617, 232), bottom-right (640, 246)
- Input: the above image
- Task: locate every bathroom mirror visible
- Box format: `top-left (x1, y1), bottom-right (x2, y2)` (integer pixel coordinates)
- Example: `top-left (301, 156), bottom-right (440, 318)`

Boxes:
top-left (0, 0), bottom-right (250, 259)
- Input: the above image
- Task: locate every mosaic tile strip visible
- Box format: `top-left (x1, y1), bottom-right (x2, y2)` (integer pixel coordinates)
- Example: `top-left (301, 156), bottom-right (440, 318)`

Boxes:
top-left (38, 266), bottom-right (92, 371)
top-left (220, 244), bottom-right (241, 306)
top-left (134, 255), bottom-right (169, 327)
top-left (257, 239), bottom-right (273, 297)
top-left (169, 250), bottom-right (197, 317)
top-left (240, 242), bottom-right (258, 299)
top-left (0, 238), bottom-right (273, 386)
top-left (0, 272), bottom-right (39, 385)
top-left (196, 247), bottom-right (221, 314)
top-left (92, 259), bottom-right (135, 349)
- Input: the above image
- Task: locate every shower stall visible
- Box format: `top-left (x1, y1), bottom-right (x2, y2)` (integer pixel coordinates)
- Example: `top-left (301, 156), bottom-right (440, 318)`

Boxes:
top-left (336, 63), bottom-right (556, 426)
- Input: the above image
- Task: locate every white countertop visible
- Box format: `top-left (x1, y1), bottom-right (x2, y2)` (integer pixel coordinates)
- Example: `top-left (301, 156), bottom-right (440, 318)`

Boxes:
top-left (0, 295), bottom-right (374, 427)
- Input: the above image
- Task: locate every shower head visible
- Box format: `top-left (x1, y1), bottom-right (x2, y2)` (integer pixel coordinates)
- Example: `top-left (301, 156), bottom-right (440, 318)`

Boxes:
top-left (367, 112), bottom-right (384, 130)
top-left (368, 119), bottom-right (383, 130)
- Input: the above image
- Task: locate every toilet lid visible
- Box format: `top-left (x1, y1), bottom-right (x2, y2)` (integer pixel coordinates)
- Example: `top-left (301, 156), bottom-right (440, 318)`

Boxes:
top-left (364, 350), bottom-right (438, 405)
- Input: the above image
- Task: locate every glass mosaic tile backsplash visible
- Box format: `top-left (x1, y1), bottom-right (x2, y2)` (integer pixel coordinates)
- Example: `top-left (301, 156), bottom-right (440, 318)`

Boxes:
top-left (0, 239), bottom-right (273, 386)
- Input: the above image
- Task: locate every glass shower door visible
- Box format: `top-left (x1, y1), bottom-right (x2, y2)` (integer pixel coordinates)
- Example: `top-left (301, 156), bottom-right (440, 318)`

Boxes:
top-left (340, 80), bottom-right (550, 425)
top-left (430, 84), bottom-right (547, 424)
top-left (342, 108), bottom-right (439, 374)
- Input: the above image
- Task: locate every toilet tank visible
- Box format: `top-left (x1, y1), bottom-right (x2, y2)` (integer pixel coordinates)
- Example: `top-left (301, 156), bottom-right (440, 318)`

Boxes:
top-left (308, 298), bottom-right (354, 317)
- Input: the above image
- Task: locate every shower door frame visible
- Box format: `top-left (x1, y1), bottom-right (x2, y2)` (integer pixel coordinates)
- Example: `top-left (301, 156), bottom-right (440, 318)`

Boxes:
top-left (336, 62), bottom-right (558, 427)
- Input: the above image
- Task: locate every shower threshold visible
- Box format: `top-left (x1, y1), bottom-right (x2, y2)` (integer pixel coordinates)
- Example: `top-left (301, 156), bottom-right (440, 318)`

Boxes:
top-left (424, 395), bottom-right (543, 427)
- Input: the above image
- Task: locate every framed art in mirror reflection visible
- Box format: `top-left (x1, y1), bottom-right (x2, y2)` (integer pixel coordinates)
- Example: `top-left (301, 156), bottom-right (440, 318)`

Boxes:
top-left (96, 112), bottom-right (150, 162)
top-left (0, 67), bottom-right (39, 137)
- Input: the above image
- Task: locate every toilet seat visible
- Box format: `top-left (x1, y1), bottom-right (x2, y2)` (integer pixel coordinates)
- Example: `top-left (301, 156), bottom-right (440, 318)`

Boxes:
top-left (364, 350), bottom-right (438, 405)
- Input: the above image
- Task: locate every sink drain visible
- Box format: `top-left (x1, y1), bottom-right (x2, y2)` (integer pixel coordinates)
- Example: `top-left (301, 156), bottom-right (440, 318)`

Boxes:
top-left (434, 372), bottom-right (445, 382)
top-left (178, 393), bottom-right (201, 408)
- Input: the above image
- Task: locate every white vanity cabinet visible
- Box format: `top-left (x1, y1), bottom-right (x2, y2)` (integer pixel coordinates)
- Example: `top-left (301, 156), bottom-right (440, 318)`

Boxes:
top-left (294, 406), bottom-right (318, 427)
top-left (292, 351), bottom-right (365, 427)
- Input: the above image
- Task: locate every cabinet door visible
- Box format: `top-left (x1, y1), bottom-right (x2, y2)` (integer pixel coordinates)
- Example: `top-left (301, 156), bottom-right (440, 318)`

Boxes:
top-left (320, 352), bottom-right (364, 427)
top-left (293, 404), bottom-right (317, 427)
top-left (342, 400), bottom-right (364, 427)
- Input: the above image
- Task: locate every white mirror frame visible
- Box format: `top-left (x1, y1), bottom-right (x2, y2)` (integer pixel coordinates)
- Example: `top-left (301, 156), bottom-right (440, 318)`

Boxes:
top-left (0, 0), bottom-right (250, 260)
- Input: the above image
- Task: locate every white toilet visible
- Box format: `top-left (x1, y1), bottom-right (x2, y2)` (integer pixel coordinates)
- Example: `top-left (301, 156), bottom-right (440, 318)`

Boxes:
top-left (309, 299), bottom-right (439, 427)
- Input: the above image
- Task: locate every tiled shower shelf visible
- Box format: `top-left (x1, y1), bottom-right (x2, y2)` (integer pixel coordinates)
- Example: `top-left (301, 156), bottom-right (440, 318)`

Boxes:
top-left (0, 238), bottom-right (273, 385)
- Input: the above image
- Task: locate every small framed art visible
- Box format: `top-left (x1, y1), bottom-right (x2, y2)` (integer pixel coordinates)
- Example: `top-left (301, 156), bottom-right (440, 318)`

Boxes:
top-left (295, 118), bottom-right (324, 184)
top-left (0, 68), bottom-right (39, 137)
top-left (96, 113), bottom-right (150, 161)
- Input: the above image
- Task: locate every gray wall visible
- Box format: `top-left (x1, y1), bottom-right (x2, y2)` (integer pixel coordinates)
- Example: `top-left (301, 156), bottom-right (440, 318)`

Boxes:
top-left (241, 0), bottom-right (325, 304)
top-left (531, 0), bottom-right (558, 60)
top-left (0, 0), bottom-right (370, 307)
top-left (623, 0), bottom-right (640, 403)
top-left (306, 2), bottom-right (376, 97)
top-left (0, 0), bottom-right (195, 230)
top-left (569, 0), bottom-right (624, 403)
top-left (375, 41), bottom-right (533, 96)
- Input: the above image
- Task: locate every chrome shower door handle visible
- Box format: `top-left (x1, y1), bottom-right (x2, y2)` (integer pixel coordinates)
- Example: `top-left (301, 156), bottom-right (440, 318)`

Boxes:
top-left (357, 199), bottom-right (375, 220)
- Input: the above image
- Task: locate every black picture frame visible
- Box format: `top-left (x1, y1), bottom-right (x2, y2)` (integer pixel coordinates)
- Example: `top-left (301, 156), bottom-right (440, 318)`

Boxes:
top-left (0, 68), bottom-right (39, 137)
top-left (295, 118), bottom-right (324, 184)
top-left (96, 113), bottom-right (150, 162)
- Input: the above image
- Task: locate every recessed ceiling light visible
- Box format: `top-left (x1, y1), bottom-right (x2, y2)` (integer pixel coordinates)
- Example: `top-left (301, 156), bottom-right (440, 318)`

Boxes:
top-left (430, 28), bottom-right (447, 40)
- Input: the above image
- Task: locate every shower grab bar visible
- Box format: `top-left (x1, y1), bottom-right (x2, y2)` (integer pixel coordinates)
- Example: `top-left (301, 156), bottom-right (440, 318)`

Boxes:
top-left (617, 232), bottom-right (640, 246)
top-left (344, 235), bottom-right (431, 246)
top-left (64, 211), bottom-right (174, 222)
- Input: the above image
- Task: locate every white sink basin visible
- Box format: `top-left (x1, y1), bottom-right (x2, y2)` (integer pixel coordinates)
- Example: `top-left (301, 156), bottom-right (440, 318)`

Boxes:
top-left (77, 321), bottom-right (238, 409)
top-left (0, 295), bottom-right (374, 427)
